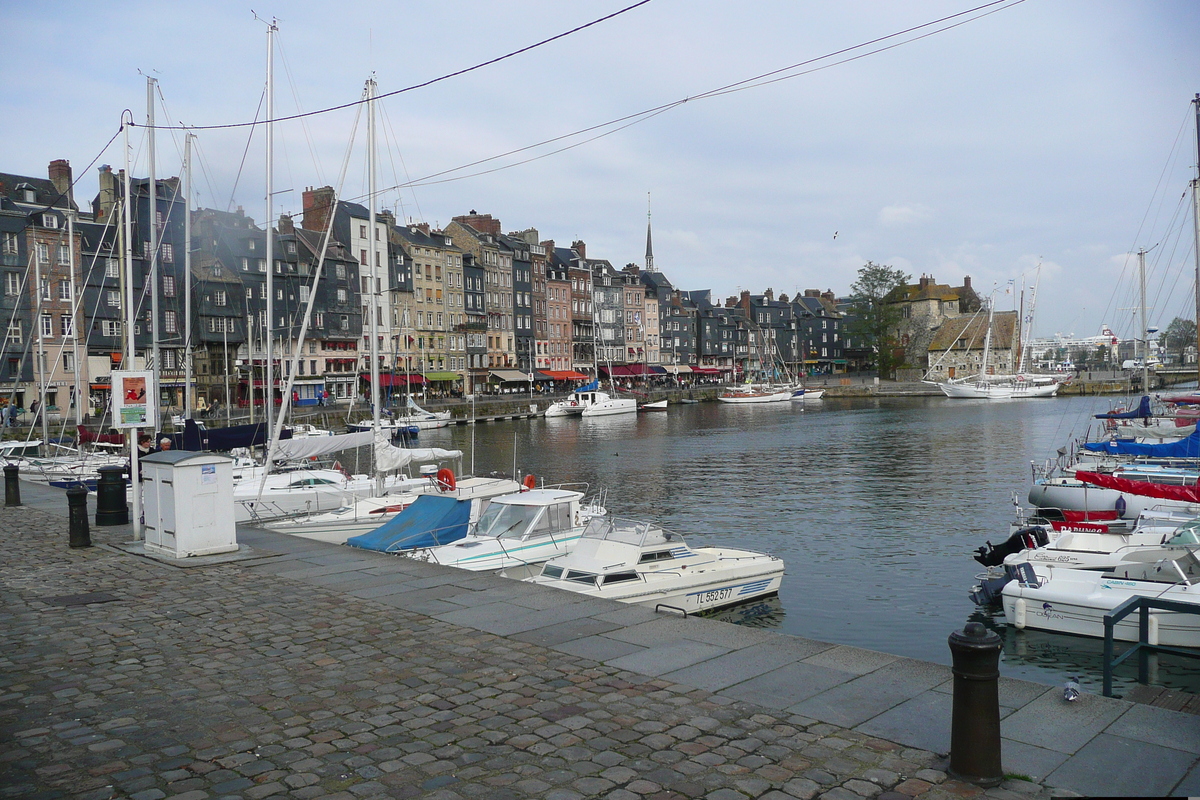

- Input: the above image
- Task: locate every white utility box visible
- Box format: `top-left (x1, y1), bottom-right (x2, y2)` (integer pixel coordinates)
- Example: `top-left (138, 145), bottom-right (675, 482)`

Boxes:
top-left (141, 451), bottom-right (237, 557)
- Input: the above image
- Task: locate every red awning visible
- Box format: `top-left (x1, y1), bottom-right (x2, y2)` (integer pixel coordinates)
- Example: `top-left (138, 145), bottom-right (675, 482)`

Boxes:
top-left (1075, 471), bottom-right (1200, 503)
top-left (601, 364), bottom-right (654, 377)
top-left (541, 370), bottom-right (589, 380)
top-left (691, 367), bottom-right (723, 376)
top-left (379, 374), bottom-right (425, 386)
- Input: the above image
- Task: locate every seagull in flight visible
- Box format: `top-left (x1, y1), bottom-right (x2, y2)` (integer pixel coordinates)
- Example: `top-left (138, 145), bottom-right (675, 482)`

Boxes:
top-left (833, 231), bottom-right (838, 239)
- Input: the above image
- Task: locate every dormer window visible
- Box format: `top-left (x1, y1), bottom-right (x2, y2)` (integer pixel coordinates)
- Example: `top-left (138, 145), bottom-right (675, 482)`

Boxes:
top-left (43, 214), bottom-right (58, 229)
top-left (22, 188), bottom-right (36, 203)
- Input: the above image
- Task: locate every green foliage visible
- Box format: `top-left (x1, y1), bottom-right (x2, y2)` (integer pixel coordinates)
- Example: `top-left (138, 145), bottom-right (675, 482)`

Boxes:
top-left (1163, 317), bottom-right (1196, 358)
top-left (847, 262), bottom-right (911, 377)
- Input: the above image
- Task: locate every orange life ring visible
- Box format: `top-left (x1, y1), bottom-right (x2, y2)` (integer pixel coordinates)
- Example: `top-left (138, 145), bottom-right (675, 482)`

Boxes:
top-left (523, 474), bottom-right (537, 491)
top-left (436, 468), bottom-right (456, 492)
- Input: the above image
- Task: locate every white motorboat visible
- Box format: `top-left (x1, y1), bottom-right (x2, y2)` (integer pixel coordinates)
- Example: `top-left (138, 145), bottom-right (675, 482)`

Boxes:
top-left (401, 487), bottom-right (606, 573)
top-left (718, 386), bottom-right (791, 404)
top-left (521, 516), bottom-right (785, 613)
top-left (256, 474), bottom-right (523, 543)
top-left (579, 390), bottom-right (637, 417)
top-left (544, 396), bottom-right (587, 417)
top-left (641, 400), bottom-right (668, 411)
top-left (348, 397), bottom-right (451, 431)
top-left (789, 388), bottom-right (825, 402)
top-left (1001, 546), bottom-right (1200, 647)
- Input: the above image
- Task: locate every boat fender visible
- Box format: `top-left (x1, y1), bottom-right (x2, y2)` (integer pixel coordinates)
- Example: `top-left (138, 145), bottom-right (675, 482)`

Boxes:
top-left (1115, 495), bottom-right (1127, 518)
top-left (523, 474), bottom-right (537, 491)
top-left (1148, 614), bottom-right (1160, 646)
top-left (436, 468), bottom-right (456, 492)
top-left (1013, 598), bottom-right (1027, 629)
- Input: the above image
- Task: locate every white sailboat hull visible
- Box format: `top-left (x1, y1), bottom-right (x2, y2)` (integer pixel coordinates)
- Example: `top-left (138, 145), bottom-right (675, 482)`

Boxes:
top-left (582, 398), bottom-right (637, 416)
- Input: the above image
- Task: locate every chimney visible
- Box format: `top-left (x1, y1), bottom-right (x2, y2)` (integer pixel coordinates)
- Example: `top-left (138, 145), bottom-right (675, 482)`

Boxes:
top-left (804, 289), bottom-right (820, 297)
top-left (821, 290), bottom-right (836, 302)
top-left (95, 164), bottom-right (116, 224)
top-left (779, 293), bottom-right (789, 303)
top-left (764, 288), bottom-right (774, 302)
top-left (302, 186), bottom-right (336, 232)
top-left (378, 209), bottom-right (395, 228)
top-left (919, 275), bottom-right (932, 289)
top-left (740, 290), bottom-right (750, 312)
top-left (411, 222), bottom-right (431, 235)
top-left (963, 275), bottom-right (972, 290)
top-left (451, 212), bottom-right (501, 235)
top-left (624, 263), bottom-right (640, 276)
top-left (48, 159), bottom-right (73, 207)
top-left (725, 296), bottom-right (737, 308)
top-left (571, 240), bottom-right (586, 260)
top-left (541, 239), bottom-right (555, 260)
top-left (277, 213), bottom-right (294, 235)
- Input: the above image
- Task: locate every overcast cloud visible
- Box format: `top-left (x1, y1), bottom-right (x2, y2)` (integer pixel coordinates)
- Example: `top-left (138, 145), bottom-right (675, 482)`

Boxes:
top-left (3, 0), bottom-right (1198, 339)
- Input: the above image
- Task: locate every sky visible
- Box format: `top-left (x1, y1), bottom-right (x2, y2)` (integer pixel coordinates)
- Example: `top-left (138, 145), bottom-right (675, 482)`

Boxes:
top-left (4, 0), bottom-right (1199, 341)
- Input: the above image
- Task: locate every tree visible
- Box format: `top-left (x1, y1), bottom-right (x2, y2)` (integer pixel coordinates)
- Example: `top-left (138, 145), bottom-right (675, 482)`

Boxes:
top-left (1162, 317), bottom-right (1196, 364)
top-left (847, 262), bottom-right (911, 377)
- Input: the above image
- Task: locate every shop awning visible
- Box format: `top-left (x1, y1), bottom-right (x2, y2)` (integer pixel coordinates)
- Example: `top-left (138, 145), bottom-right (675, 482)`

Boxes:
top-left (541, 370), bottom-right (589, 380)
top-left (489, 369), bottom-right (534, 382)
top-left (691, 367), bottom-right (722, 376)
top-left (665, 365), bottom-right (693, 374)
top-left (423, 371), bottom-right (461, 382)
top-left (601, 364), bottom-right (655, 377)
top-left (89, 384), bottom-right (111, 390)
top-left (374, 374), bottom-right (425, 387)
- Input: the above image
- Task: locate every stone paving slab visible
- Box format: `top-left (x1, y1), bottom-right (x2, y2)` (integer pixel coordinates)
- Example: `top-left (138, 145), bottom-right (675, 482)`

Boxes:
top-left (1044, 732), bottom-right (1196, 796)
top-left (3, 487), bottom-right (1197, 798)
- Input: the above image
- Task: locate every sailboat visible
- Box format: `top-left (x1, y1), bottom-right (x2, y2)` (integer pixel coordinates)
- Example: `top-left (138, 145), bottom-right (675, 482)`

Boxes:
top-left (927, 276), bottom-right (1061, 399)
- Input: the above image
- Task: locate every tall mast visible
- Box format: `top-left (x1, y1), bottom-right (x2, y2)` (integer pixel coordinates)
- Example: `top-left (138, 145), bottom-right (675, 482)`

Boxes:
top-left (32, 225), bottom-right (47, 445)
top-left (979, 293), bottom-right (995, 380)
top-left (183, 132), bottom-right (194, 418)
top-left (1139, 247), bottom-right (1149, 393)
top-left (367, 75), bottom-right (383, 493)
top-left (147, 77), bottom-right (160, 417)
top-left (67, 209), bottom-right (82, 425)
top-left (1192, 93), bottom-right (1200, 387)
top-left (264, 18), bottom-right (277, 440)
top-left (123, 113), bottom-right (141, 542)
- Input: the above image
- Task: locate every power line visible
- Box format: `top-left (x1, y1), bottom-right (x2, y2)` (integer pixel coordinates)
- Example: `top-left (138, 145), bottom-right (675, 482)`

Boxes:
top-left (130, 0), bottom-right (654, 133)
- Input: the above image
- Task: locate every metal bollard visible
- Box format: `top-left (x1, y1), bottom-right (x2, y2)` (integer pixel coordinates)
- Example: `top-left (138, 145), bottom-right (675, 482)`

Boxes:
top-left (4, 463), bottom-right (20, 507)
top-left (94, 464), bottom-right (129, 526)
top-left (67, 486), bottom-right (91, 548)
top-left (948, 622), bottom-right (1004, 787)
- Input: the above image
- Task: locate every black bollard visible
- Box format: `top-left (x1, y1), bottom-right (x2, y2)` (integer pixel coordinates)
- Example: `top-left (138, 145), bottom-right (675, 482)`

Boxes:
top-left (94, 464), bottom-right (129, 526)
top-left (67, 486), bottom-right (91, 548)
top-left (948, 622), bottom-right (1004, 787)
top-left (4, 463), bottom-right (19, 507)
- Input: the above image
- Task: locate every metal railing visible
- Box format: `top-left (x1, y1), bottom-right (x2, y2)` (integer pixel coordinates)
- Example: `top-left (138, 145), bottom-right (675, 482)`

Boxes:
top-left (1102, 595), bottom-right (1200, 697)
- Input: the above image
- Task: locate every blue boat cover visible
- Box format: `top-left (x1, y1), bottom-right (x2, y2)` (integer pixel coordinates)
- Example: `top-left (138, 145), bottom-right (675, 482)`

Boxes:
top-left (345, 494), bottom-right (472, 553)
top-left (574, 380), bottom-right (599, 393)
top-left (1083, 427), bottom-right (1200, 457)
top-left (1094, 396), bottom-right (1152, 419)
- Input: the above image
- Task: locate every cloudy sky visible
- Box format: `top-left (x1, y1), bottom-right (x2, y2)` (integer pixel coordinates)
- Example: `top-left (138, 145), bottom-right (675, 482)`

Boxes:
top-left (5, 1), bottom-right (1199, 339)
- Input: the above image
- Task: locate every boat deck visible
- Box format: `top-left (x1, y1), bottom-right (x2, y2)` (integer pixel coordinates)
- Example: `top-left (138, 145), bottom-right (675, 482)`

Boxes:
top-left (5, 478), bottom-right (1200, 798)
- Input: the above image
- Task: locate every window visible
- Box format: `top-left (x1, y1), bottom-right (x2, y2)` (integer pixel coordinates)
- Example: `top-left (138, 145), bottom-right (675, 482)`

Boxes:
top-left (214, 290), bottom-right (227, 307)
top-left (60, 315), bottom-right (73, 337)
top-left (58, 244), bottom-right (70, 265)
top-left (337, 288), bottom-right (347, 304)
top-left (2, 233), bottom-right (17, 254)
top-left (161, 243), bottom-right (173, 263)
top-left (36, 243), bottom-right (49, 263)
top-left (7, 320), bottom-right (21, 344)
top-left (248, 238), bottom-right (256, 251)
top-left (162, 274), bottom-right (176, 297)
top-left (258, 259), bottom-right (266, 272)
top-left (213, 264), bottom-right (222, 277)
top-left (40, 314), bottom-right (53, 337)
top-left (299, 285), bottom-right (309, 303)
top-left (286, 242), bottom-right (296, 254)
top-left (245, 287), bottom-right (253, 300)
top-left (43, 214), bottom-right (58, 229)
top-left (164, 311), bottom-right (178, 334)
top-left (4, 273), bottom-right (20, 296)
top-left (242, 257), bottom-right (250, 271)
top-left (39, 277), bottom-right (50, 300)
top-left (339, 315), bottom-right (349, 331)
top-left (63, 352), bottom-right (74, 373)
top-left (314, 312), bottom-right (324, 328)
top-left (335, 264), bottom-right (346, 279)
top-left (102, 320), bottom-right (121, 337)
top-left (107, 290), bottom-right (121, 307)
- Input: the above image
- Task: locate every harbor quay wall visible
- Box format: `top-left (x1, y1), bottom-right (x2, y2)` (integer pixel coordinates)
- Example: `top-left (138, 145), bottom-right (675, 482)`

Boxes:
top-left (3, 479), bottom-right (1200, 798)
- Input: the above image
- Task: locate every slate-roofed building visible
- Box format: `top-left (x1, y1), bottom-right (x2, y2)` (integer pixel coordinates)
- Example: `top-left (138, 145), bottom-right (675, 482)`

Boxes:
top-left (890, 274), bottom-right (981, 370)
top-left (792, 289), bottom-right (845, 376)
top-left (925, 309), bottom-right (1019, 380)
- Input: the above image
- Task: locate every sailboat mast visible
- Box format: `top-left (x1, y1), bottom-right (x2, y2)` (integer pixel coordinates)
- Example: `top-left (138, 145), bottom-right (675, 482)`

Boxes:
top-left (1192, 93), bottom-right (1200, 387)
top-left (1139, 247), bottom-right (1149, 392)
top-left (122, 114), bottom-right (141, 541)
top-left (184, 132), bottom-right (194, 418)
top-left (147, 77), bottom-right (160, 419)
top-left (979, 294), bottom-right (995, 380)
top-left (264, 18), bottom-right (277, 441)
top-left (367, 76), bottom-right (383, 494)
top-left (67, 209), bottom-right (82, 426)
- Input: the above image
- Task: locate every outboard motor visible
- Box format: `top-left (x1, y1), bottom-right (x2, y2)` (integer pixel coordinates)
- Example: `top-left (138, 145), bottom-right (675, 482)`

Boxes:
top-left (972, 526), bottom-right (1050, 568)
top-left (970, 562), bottom-right (1041, 606)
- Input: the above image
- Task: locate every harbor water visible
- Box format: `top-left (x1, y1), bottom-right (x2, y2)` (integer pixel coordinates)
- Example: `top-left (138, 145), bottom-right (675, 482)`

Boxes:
top-left (417, 394), bottom-right (1200, 696)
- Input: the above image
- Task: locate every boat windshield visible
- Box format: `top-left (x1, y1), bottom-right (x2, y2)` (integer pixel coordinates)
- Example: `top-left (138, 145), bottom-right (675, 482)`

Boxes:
top-left (581, 516), bottom-right (678, 547)
top-left (475, 502), bottom-right (544, 540)
top-left (1167, 521), bottom-right (1200, 546)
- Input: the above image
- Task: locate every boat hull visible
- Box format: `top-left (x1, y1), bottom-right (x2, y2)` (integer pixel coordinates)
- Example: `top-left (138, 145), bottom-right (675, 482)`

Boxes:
top-left (718, 391), bottom-right (791, 404)
top-left (582, 399), bottom-right (637, 416)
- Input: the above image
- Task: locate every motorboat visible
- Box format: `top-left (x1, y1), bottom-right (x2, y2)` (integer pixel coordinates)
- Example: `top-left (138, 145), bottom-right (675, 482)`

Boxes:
top-left (579, 390), bottom-right (637, 417)
top-left (520, 516), bottom-right (785, 613)
top-left (789, 388), bottom-right (825, 402)
top-left (1001, 545), bottom-right (1200, 647)
top-left (641, 400), bottom-right (668, 411)
top-left (348, 397), bottom-right (451, 431)
top-left (544, 396), bottom-right (587, 417)
top-left (717, 385), bottom-right (791, 404)
top-left (257, 473), bottom-right (523, 543)
top-left (399, 487), bottom-right (606, 574)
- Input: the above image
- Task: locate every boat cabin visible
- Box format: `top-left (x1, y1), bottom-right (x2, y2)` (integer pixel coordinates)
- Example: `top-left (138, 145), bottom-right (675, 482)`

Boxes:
top-left (470, 488), bottom-right (584, 542)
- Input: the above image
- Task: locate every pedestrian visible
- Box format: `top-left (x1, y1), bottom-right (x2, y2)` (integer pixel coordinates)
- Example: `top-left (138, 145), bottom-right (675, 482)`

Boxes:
top-left (7, 404), bottom-right (16, 428)
top-left (156, 437), bottom-right (173, 453)
top-left (29, 398), bottom-right (40, 423)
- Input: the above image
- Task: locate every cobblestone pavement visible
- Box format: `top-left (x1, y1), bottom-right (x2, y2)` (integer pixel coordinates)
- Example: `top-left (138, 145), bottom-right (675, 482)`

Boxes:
top-left (1, 504), bottom-right (1076, 800)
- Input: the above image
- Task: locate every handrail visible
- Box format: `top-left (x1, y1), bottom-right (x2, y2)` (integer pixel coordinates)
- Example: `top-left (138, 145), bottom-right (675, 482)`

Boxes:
top-left (1102, 594), bottom-right (1200, 697)
top-left (655, 603), bottom-right (687, 618)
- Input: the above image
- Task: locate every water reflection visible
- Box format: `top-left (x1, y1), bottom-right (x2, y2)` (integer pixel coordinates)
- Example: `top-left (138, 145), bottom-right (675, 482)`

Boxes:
top-left (425, 394), bottom-right (1197, 692)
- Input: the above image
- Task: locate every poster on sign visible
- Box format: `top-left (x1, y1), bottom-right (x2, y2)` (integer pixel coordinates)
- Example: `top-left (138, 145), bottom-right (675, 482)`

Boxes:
top-left (112, 370), bottom-right (157, 428)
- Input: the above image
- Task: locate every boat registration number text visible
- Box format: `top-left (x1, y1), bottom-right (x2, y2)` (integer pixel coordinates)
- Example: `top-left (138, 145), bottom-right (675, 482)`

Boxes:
top-left (697, 587), bottom-right (733, 605)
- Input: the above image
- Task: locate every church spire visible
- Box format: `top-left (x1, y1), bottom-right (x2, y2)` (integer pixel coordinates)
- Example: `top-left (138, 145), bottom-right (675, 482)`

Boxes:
top-left (645, 191), bottom-right (654, 271)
